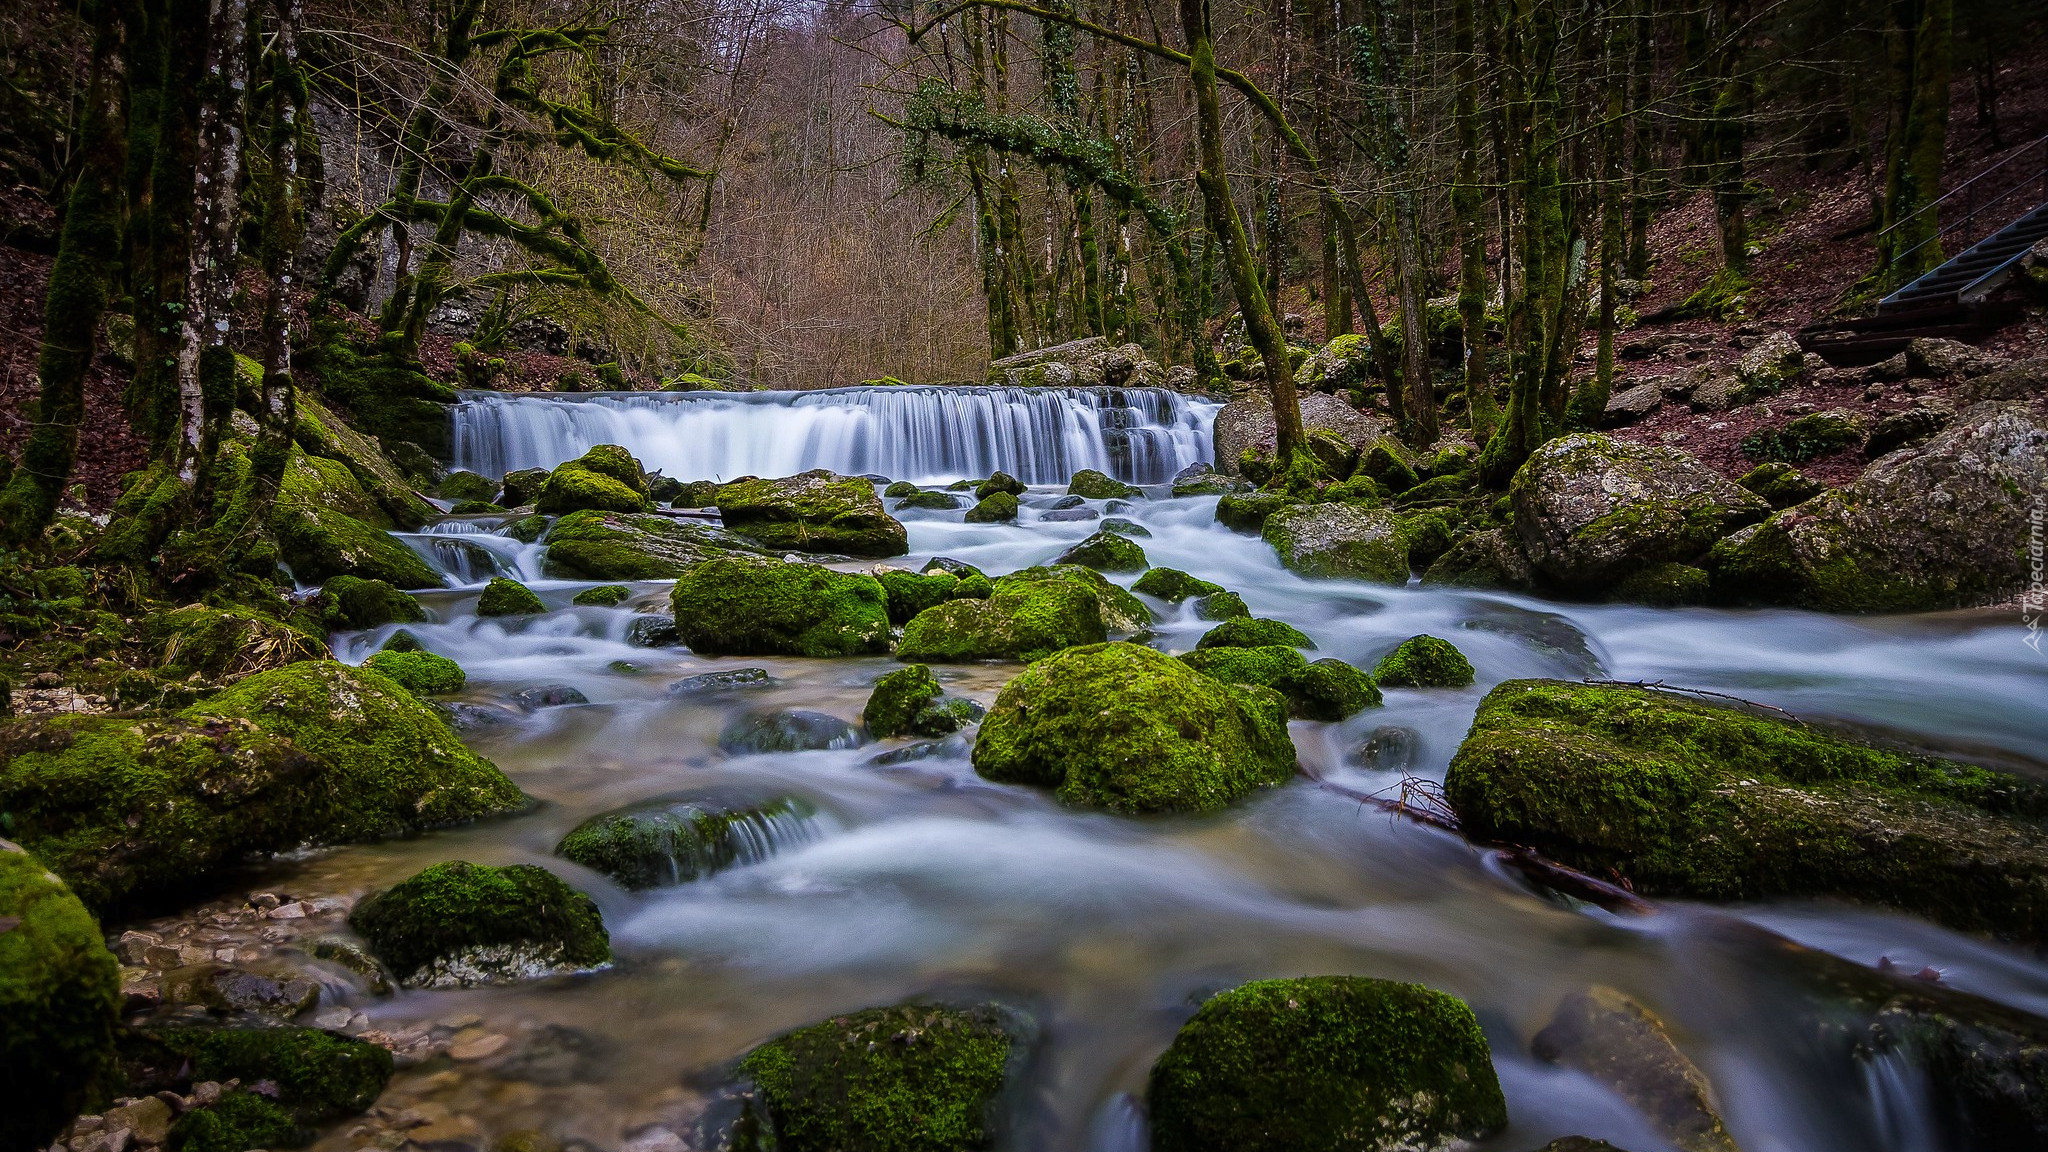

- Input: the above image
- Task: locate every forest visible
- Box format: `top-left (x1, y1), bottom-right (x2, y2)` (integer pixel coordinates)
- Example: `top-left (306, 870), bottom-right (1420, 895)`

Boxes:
top-left (3, 0), bottom-right (2048, 1151)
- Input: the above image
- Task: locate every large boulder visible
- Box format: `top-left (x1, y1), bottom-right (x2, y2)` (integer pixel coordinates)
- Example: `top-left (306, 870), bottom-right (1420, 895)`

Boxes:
top-left (972, 642), bottom-right (1296, 814)
top-left (670, 556), bottom-right (892, 657)
top-left (535, 444), bottom-right (652, 514)
top-left (1214, 392), bottom-right (1391, 477)
top-left (1371, 635), bottom-right (1475, 688)
top-left (715, 469), bottom-right (908, 557)
top-left (1262, 502), bottom-right (1410, 583)
top-left (895, 573), bottom-right (1106, 663)
top-left (290, 391), bottom-right (440, 528)
top-left (1444, 680), bottom-right (2048, 945)
top-left (543, 510), bottom-right (763, 579)
top-left (1420, 528), bottom-right (1535, 591)
top-left (1147, 976), bottom-right (1508, 1152)
top-left (1053, 530), bottom-right (1148, 572)
top-left (0, 839), bottom-right (121, 1152)
top-left (863, 665), bottom-right (984, 738)
top-left (987, 335), bottom-right (1163, 389)
top-left (1710, 402), bottom-right (2047, 611)
top-left (1067, 468), bottom-right (1142, 499)
top-left (351, 861), bottom-right (609, 988)
top-left (268, 449), bottom-right (444, 589)
top-left (1510, 433), bottom-right (1767, 595)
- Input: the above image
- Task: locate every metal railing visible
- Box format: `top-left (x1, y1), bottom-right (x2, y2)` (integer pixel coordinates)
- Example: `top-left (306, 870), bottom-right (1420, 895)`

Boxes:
top-left (1877, 133), bottom-right (2048, 277)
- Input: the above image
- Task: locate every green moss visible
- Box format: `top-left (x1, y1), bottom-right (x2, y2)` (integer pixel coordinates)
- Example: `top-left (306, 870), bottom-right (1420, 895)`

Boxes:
top-left (715, 470), bottom-right (908, 557)
top-left (976, 472), bottom-right (1026, 499)
top-left (951, 572), bottom-right (993, 600)
top-left (573, 584), bottom-right (633, 607)
top-left (451, 500), bottom-right (507, 514)
top-left (504, 513), bottom-right (550, 543)
top-left (0, 841), bottom-right (120, 1151)
top-left (544, 510), bottom-right (760, 579)
top-left (1179, 647), bottom-right (1379, 721)
top-left (1741, 411), bottom-right (1867, 464)
top-left (189, 661), bottom-right (527, 844)
top-left (671, 557), bottom-right (892, 657)
top-left (883, 481), bottom-right (919, 498)
top-left (877, 570), bottom-right (960, 625)
top-left (1443, 680), bottom-right (2048, 942)
top-left (865, 665), bottom-right (944, 738)
top-left (142, 1026), bottom-right (393, 1123)
top-left (1736, 462), bottom-right (1823, 509)
top-left (1196, 591), bottom-right (1250, 620)
top-left (963, 492), bottom-right (1020, 523)
top-left (478, 577), bottom-right (547, 616)
top-left (1397, 473), bottom-right (1474, 505)
top-left (1357, 438), bottom-right (1421, 494)
top-left (1131, 568), bottom-right (1225, 601)
top-left (1216, 492), bottom-right (1300, 534)
top-left (363, 650), bottom-right (466, 695)
top-left (1371, 635), bottom-right (1475, 688)
top-left (498, 467), bottom-right (552, 508)
top-left (1067, 469), bottom-right (1141, 499)
top-left (972, 643), bottom-right (1296, 814)
top-left (732, 1003), bottom-right (1022, 1152)
top-left (1053, 530), bottom-right (1148, 573)
top-left (1147, 976), bottom-right (1507, 1152)
top-left (895, 574), bottom-right (1105, 663)
top-left (314, 575), bottom-right (426, 631)
top-left (268, 451), bottom-right (444, 589)
top-left (168, 1090), bottom-right (303, 1152)
top-left (537, 465), bottom-right (652, 515)
top-left (349, 861), bottom-right (610, 987)
top-left (1262, 504), bottom-right (1411, 584)
top-left (1393, 508), bottom-right (1462, 569)
top-left (143, 604), bottom-right (330, 679)
top-left (556, 796), bottom-right (814, 890)
top-left (435, 470), bottom-right (499, 503)
top-left (997, 565), bottom-right (1152, 632)
top-left (1609, 562), bottom-right (1712, 607)
top-left (672, 479), bottom-right (724, 508)
top-left (300, 320), bottom-right (457, 456)
top-left (1197, 617), bottom-right (1314, 651)
top-left (894, 490), bottom-right (962, 511)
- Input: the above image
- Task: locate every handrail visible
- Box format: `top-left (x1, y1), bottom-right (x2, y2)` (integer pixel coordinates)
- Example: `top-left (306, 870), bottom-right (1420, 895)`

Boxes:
top-left (1879, 134), bottom-right (2048, 279)
top-left (1876, 133), bottom-right (2048, 240)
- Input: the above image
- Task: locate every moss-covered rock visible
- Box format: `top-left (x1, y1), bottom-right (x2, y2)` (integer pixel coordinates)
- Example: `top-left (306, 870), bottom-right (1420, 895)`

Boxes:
top-left (716, 469), bottom-right (908, 557)
top-left (1443, 680), bottom-right (2048, 943)
top-left (952, 572), bottom-right (995, 600)
top-left (1197, 616), bottom-right (1314, 650)
top-left (1170, 465), bottom-right (1242, 496)
top-left (1608, 562), bottom-right (1712, 607)
top-left (555, 795), bottom-right (816, 890)
top-left (863, 665), bottom-right (984, 739)
top-left (1371, 635), bottom-right (1475, 688)
top-left (883, 480), bottom-right (919, 498)
top-left (1263, 503), bottom-right (1411, 583)
top-left (972, 643), bottom-right (1296, 814)
top-left (497, 467), bottom-right (551, 509)
top-left (0, 839), bottom-right (120, 1151)
top-left (535, 445), bottom-right (653, 515)
top-left (1357, 437), bottom-right (1421, 494)
top-left (1147, 976), bottom-right (1507, 1152)
top-left (142, 604), bottom-right (329, 679)
top-left (137, 1025), bottom-right (393, 1124)
top-left (895, 573), bottom-right (1106, 664)
top-left (290, 391), bottom-right (440, 528)
top-left (998, 565), bottom-right (1152, 633)
top-left (312, 575), bottom-right (426, 632)
top-left (730, 1003), bottom-right (1026, 1152)
top-left (1053, 530), bottom-right (1148, 573)
top-left (671, 479), bottom-right (724, 508)
top-left (504, 512), bottom-right (549, 543)
top-left (1420, 528), bottom-right (1535, 592)
top-left (976, 472), bottom-right (1027, 499)
top-left (544, 510), bottom-right (763, 580)
top-left (573, 584), bottom-right (633, 607)
top-left (362, 650), bottom-right (466, 695)
top-left (1735, 462), bottom-right (1824, 510)
top-left (1179, 647), bottom-right (1381, 721)
top-left (477, 576), bottom-right (547, 616)
top-left (1196, 590), bottom-right (1250, 620)
top-left (435, 470), bottom-right (499, 504)
top-left (1067, 469), bottom-right (1141, 499)
top-left (191, 661), bottom-right (527, 844)
top-left (1741, 409), bottom-right (1868, 464)
top-left (876, 569), bottom-right (960, 625)
top-left (168, 1089), bottom-right (301, 1152)
top-left (670, 557), bottom-right (892, 657)
top-left (963, 491), bottom-right (1020, 522)
top-left (1215, 492), bottom-right (1301, 534)
top-left (348, 861), bottom-right (610, 988)
top-left (269, 450), bottom-right (445, 589)
top-left (1131, 568), bottom-right (1225, 601)
top-left (894, 490), bottom-right (962, 511)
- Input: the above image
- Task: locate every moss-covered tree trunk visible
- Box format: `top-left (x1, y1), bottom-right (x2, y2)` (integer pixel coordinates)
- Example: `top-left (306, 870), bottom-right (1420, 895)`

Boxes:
top-left (172, 0), bottom-right (249, 495)
top-left (1878, 0), bottom-right (1953, 284)
top-left (1453, 0), bottom-right (1493, 447)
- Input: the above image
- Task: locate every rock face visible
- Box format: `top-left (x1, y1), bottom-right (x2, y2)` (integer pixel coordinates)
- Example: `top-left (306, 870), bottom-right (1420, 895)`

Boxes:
top-left (972, 642), bottom-right (1296, 814)
top-left (719, 710), bottom-right (864, 753)
top-left (545, 510), bottom-right (766, 579)
top-left (1214, 392), bottom-right (1390, 476)
top-left (670, 557), bottom-right (892, 657)
top-left (349, 861), bottom-right (611, 988)
top-left (716, 469), bottom-right (908, 557)
top-left (555, 795), bottom-right (815, 889)
top-left (1531, 986), bottom-right (1740, 1152)
top-left (1179, 647), bottom-right (1381, 721)
top-left (1710, 402), bottom-right (2047, 612)
top-left (1421, 528), bottom-right (1535, 591)
top-left (1262, 503), bottom-right (1411, 583)
top-left (0, 839), bottom-right (121, 1152)
top-left (727, 1003), bottom-right (1028, 1151)
top-left (1444, 680), bottom-right (2048, 944)
top-left (1147, 976), bottom-right (1508, 1152)
top-left (536, 444), bottom-right (653, 514)
top-left (1511, 433), bottom-right (1768, 595)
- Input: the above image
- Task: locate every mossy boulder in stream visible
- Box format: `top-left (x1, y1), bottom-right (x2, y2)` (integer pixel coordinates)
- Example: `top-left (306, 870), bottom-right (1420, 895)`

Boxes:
top-left (166, 1089), bottom-right (301, 1152)
top-left (1443, 680), bottom-right (2048, 944)
top-left (895, 572), bottom-right (1106, 663)
top-left (716, 469), bottom-right (908, 557)
top-left (497, 466), bottom-right (552, 508)
top-left (268, 450), bottom-right (443, 589)
top-left (1179, 647), bottom-right (1381, 721)
top-left (1000, 565), bottom-right (1151, 633)
top-left (962, 491), bottom-right (1020, 523)
top-left (349, 861), bottom-right (610, 988)
top-left (1053, 530), bottom-right (1148, 573)
top-left (875, 568), bottom-right (961, 624)
top-left (573, 584), bottom-right (633, 606)
top-left (477, 576), bottom-right (547, 616)
top-left (1147, 976), bottom-right (1507, 1152)
top-left (544, 509), bottom-right (764, 580)
top-left (1131, 567), bottom-right (1225, 602)
top-left (728, 1002), bottom-right (1028, 1152)
top-left (310, 575), bottom-right (425, 632)
top-left (973, 642), bottom-right (1295, 814)
top-left (1262, 502), bottom-right (1411, 584)
top-left (671, 557), bottom-right (892, 657)
top-left (1067, 469), bottom-right (1141, 499)
top-left (142, 604), bottom-right (329, 680)
top-left (0, 839), bottom-right (121, 1152)
top-left (536, 445), bottom-right (652, 514)
top-left (1371, 635), bottom-right (1475, 688)
top-left (1196, 616), bottom-right (1313, 651)
top-left (863, 665), bottom-right (984, 738)
top-left (362, 649), bottom-right (466, 695)
top-left (556, 795), bottom-right (817, 890)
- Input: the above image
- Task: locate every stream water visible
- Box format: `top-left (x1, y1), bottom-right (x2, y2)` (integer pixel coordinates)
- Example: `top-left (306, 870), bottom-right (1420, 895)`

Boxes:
top-left (274, 390), bottom-right (2048, 1152)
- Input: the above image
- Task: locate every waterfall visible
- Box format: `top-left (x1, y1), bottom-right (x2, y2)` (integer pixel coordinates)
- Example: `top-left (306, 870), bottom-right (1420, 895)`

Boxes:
top-left (396, 518), bottom-right (549, 588)
top-left (449, 386), bottom-right (1219, 486)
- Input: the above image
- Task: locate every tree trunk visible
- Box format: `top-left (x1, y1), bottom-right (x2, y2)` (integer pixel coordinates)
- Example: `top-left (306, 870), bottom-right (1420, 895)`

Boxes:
top-left (1453, 0), bottom-right (1493, 447)
top-left (1879, 0), bottom-right (1953, 284)
top-left (173, 0), bottom-right (250, 489)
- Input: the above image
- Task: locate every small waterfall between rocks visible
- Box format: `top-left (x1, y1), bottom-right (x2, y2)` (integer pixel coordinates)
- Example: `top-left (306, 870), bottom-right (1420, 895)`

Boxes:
top-left (448, 386), bottom-right (1219, 485)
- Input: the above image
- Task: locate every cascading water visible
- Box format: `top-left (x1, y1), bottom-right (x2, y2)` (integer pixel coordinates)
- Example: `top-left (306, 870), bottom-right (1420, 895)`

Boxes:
top-left (397, 517), bottom-right (550, 587)
top-left (448, 386), bottom-right (1219, 485)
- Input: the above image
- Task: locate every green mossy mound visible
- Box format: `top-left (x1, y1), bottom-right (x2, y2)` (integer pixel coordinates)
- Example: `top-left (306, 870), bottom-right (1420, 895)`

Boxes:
top-left (1067, 469), bottom-right (1142, 499)
top-left (1371, 635), bottom-right (1475, 688)
top-left (671, 557), bottom-right (892, 657)
top-left (290, 390), bottom-right (441, 527)
top-left (1147, 976), bottom-right (1507, 1152)
top-left (269, 449), bottom-right (444, 589)
top-left (894, 490), bottom-right (962, 511)
top-left (876, 569), bottom-right (960, 625)
top-left (168, 1090), bottom-right (302, 1152)
top-left (976, 472), bottom-right (1027, 499)
top-left (536, 445), bottom-right (653, 514)
top-left (731, 1002), bottom-right (1026, 1152)
top-left (1178, 647), bottom-right (1382, 721)
top-left (142, 604), bottom-right (329, 680)
top-left (863, 665), bottom-right (984, 738)
top-left (1132, 567), bottom-right (1226, 601)
top-left (362, 650), bottom-right (466, 695)
top-left (1262, 503), bottom-right (1411, 584)
top-left (349, 861), bottom-right (611, 988)
top-left (1197, 617), bottom-right (1314, 651)
top-left (478, 577), bottom-right (547, 616)
top-left (972, 642), bottom-right (1296, 814)
top-left (573, 584), bottom-right (633, 606)
top-left (312, 575), bottom-right (425, 631)
top-left (997, 565), bottom-right (1152, 633)
top-left (504, 513), bottom-right (549, 543)
top-left (0, 840), bottom-right (120, 1152)
top-left (299, 322), bottom-right (457, 457)
top-left (1052, 530), bottom-right (1148, 573)
top-left (952, 572), bottom-right (995, 599)
top-left (497, 467), bottom-right (552, 508)
top-left (1444, 680), bottom-right (2048, 944)
top-left (556, 795), bottom-right (815, 890)
top-left (435, 470), bottom-right (499, 504)
top-left (894, 574), bottom-right (1105, 663)
top-left (544, 510), bottom-right (763, 580)
top-left (1215, 492), bottom-right (1300, 534)
top-left (1736, 462), bottom-right (1824, 510)
top-left (1196, 591), bottom-right (1249, 620)
top-left (1608, 561), bottom-right (1712, 607)
top-left (716, 469), bottom-right (908, 557)
top-left (138, 1025), bottom-right (393, 1124)
top-left (963, 491), bottom-right (1020, 523)
top-left (883, 481), bottom-right (919, 498)
top-left (191, 661), bottom-right (527, 843)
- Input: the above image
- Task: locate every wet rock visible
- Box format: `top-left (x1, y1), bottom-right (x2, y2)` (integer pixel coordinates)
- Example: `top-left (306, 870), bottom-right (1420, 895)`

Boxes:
top-left (493, 1023), bottom-right (613, 1087)
top-left (626, 614), bottom-right (681, 648)
top-left (1038, 506), bottom-right (1099, 522)
top-left (1458, 604), bottom-right (1603, 676)
top-left (311, 576), bottom-right (426, 632)
top-left (1194, 591), bottom-right (1249, 620)
top-left (718, 710), bottom-right (863, 754)
top-left (496, 467), bottom-right (551, 509)
top-left (963, 491), bottom-right (1020, 522)
top-left (1098, 517), bottom-right (1150, 537)
top-left (534, 445), bottom-right (650, 515)
top-left (349, 862), bottom-right (610, 988)
top-left (1147, 976), bottom-right (1508, 1152)
top-left (508, 685), bottom-right (589, 710)
top-left (477, 577), bottom-right (547, 617)
top-left (1169, 462), bottom-right (1244, 496)
top-left (669, 557), bottom-right (891, 657)
top-left (572, 584), bottom-right (632, 607)
top-left (1215, 492), bottom-right (1301, 534)
top-left (973, 642), bottom-right (1295, 814)
top-left (1216, 392), bottom-right (1390, 477)
top-left (1371, 635), bottom-right (1476, 688)
top-left (894, 490), bottom-right (963, 511)
top-left (1068, 469), bottom-right (1142, 499)
top-left (862, 665), bottom-right (985, 738)
top-left (1045, 494), bottom-right (1085, 510)
top-left (1349, 725), bottom-right (1421, 772)
top-left (1532, 986), bottom-right (1741, 1152)
top-left (976, 471), bottom-right (1028, 499)
top-left (306, 937), bottom-right (392, 995)
top-left (1197, 616), bottom-right (1313, 651)
top-left (1356, 437), bottom-right (1421, 494)
top-left (1131, 568), bottom-right (1225, 602)
top-left (1864, 403), bottom-right (1955, 458)
top-left (161, 964), bottom-right (320, 1017)
top-left (555, 795), bottom-right (816, 889)
top-left (921, 556), bottom-right (984, 579)
top-left (442, 702), bottom-right (519, 732)
top-left (1602, 382), bottom-right (1664, 427)
top-left (667, 668), bottom-right (773, 695)
top-left (1421, 528), bottom-right (1536, 592)
top-left (1054, 530), bottom-right (1148, 573)
top-left (1444, 680), bottom-right (2048, 944)
top-left (544, 511), bottom-right (764, 580)
top-left (0, 839), bottom-right (121, 1152)
top-left (873, 568), bottom-right (961, 624)
top-left (715, 469), bottom-right (908, 557)
top-left (1734, 462), bottom-right (1824, 509)
top-left (894, 571), bottom-right (1106, 663)
top-left (1262, 503), bottom-right (1410, 584)
top-left (1179, 647), bottom-right (1380, 721)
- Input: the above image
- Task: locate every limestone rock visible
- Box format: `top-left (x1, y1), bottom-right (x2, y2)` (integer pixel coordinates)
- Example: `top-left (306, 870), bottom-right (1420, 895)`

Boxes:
top-left (1262, 502), bottom-right (1410, 584)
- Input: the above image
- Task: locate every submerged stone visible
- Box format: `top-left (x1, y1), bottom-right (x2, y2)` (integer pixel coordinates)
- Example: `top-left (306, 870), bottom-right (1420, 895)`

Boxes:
top-left (1531, 986), bottom-right (1740, 1152)
top-left (668, 668), bottom-right (774, 695)
top-left (349, 861), bottom-right (611, 988)
top-left (510, 684), bottom-right (590, 710)
top-left (719, 710), bottom-right (864, 754)
top-left (555, 795), bottom-right (817, 890)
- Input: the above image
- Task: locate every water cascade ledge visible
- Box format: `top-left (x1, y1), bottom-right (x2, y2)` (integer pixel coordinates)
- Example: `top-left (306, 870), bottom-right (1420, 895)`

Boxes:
top-left (449, 386), bottom-right (1220, 485)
